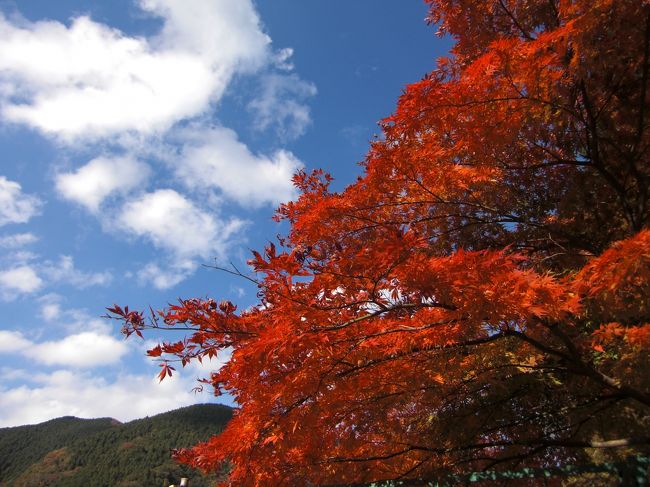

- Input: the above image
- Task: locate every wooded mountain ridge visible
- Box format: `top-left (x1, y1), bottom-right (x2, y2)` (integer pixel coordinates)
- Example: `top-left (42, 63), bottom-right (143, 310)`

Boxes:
top-left (0, 404), bottom-right (232, 487)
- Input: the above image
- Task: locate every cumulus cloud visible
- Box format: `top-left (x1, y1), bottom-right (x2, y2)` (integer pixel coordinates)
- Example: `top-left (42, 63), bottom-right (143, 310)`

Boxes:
top-left (0, 363), bottom-right (228, 427)
top-left (0, 0), bottom-right (314, 290)
top-left (28, 332), bottom-right (128, 367)
top-left (0, 265), bottom-right (42, 298)
top-left (0, 330), bottom-right (32, 352)
top-left (55, 156), bottom-right (150, 211)
top-left (118, 189), bottom-right (244, 259)
top-left (248, 73), bottom-right (317, 140)
top-left (115, 189), bottom-right (246, 288)
top-left (0, 0), bottom-right (269, 140)
top-left (0, 255), bottom-right (110, 299)
top-left (0, 329), bottom-right (127, 368)
top-left (0, 304), bottom-right (232, 426)
top-left (139, 0), bottom-right (269, 69)
top-left (174, 126), bottom-right (303, 207)
top-left (0, 176), bottom-right (41, 226)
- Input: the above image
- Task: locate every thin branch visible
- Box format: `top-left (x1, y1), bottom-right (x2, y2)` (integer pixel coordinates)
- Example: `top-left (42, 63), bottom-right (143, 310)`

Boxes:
top-left (497, 0), bottom-right (534, 41)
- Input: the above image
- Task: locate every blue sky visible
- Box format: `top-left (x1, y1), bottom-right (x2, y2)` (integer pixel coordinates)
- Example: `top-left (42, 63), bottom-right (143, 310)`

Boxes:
top-left (0, 0), bottom-right (449, 427)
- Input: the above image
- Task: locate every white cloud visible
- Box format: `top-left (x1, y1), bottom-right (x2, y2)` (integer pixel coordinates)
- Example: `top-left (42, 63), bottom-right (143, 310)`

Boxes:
top-left (0, 0), bottom-right (313, 289)
top-left (0, 310), bottom-right (232, 427)
top-left (0, 176), bottom-right (41, 226)
top-left (0, 265), bottom-right (42, 298)
top-left (55, 156), bottom-right (150, 211)
top-left (28, 332), bottom-right (128, 367)
top-left (139, 0), bottom-right (268, 69)
top-left (174, 126), bottom-right (303, 207)
top-left (0, 255), bottom-right (109, 299)
top-left (118, 189), bottom-right (244, 259)
top-left (0, 330), bottom-right (33, 352)
top-left (138, 260), bottom-right (197, 290)
top-left (0, 366), bottom-right (222, 427)
top-left (0, 329), bottom-right (127, 368)
top-left (0, 232), bottom-right (38, 248)
top-left (0, 0), bottom-right (270, 140)
top-left (42, 255), bottom-right (112, 288)
top-left (248, 73), bottom-right (317, 140)
top-left (0, 367), bottom-right (34, 382)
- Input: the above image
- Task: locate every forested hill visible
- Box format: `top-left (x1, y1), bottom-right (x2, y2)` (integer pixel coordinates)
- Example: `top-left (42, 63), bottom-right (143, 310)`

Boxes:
top-left (0, 404), bottom-right (233, 487)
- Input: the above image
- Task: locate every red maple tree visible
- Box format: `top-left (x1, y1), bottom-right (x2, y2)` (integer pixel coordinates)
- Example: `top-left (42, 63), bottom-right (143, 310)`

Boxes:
top-left (111, 0), bottom-right (649, 485)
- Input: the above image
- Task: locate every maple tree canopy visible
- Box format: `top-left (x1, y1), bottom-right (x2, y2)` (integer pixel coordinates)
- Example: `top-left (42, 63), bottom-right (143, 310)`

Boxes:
top-left (110, 0), bottom-right (650, 485)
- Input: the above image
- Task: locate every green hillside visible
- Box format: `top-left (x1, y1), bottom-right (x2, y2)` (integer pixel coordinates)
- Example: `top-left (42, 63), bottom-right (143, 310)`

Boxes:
top-left (0, 404), bottom-right (232, 487)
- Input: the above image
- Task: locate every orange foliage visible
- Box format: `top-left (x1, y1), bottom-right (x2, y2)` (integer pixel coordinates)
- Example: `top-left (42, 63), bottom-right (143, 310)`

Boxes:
top-left (110, 0), bottom-right (649, 485)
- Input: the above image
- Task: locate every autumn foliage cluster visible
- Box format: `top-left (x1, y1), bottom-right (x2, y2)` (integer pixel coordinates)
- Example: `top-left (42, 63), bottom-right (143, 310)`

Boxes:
top-left (111, 0), bottom-right (650, 485)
